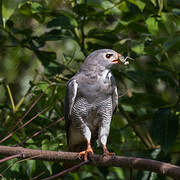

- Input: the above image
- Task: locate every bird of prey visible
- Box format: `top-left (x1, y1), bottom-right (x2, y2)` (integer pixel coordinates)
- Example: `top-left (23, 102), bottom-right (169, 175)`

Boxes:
top-left (64, 49), bottom-right (128, 160)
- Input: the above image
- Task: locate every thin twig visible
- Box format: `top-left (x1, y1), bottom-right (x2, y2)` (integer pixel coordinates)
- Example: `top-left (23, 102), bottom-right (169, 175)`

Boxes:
top-left (30, 171), bottom-right (45, 180)
top-left (15, 117), bottom-right (64, 146)
top-left (130, 167), bottom-right (133, 180)
top-left (42, 160), bottom-right (89, 180)
top-left (10, 84), bottom-right (54, 132)
top-left (1, 154), bottom-right (42, 176)
top-left (6, 85), bottom-right (16, 112)
top-left (118, 90), bottom-right (128, 98)
top-left (120, 108), bottom-right (151, 149)
top-left (0, 154), bottom-right (21, 163)
top-left (66, 48), bottom-right (76, 66)
top-left (0, 107), bottom-right (49, 143)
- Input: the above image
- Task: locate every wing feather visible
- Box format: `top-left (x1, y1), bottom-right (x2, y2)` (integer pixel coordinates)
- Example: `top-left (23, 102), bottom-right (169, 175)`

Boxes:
top-left (111, 76), bottom-right (118, 113)
top-left (64, 79), bottom-right (78, 145)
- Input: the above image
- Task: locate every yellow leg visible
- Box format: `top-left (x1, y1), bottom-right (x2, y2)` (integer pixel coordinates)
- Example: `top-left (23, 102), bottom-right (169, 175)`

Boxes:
top-left (78, 140), bottom-right (94, 160)
top-left (102, 144), bottom-right (115, 156)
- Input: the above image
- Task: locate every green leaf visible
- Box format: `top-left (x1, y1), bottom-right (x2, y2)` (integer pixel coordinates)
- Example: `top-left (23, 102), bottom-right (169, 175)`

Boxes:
top-left (37, 82), bottom-right (50, 92)
top-left (26, 160), bottom-right (36, 178)
top-left (47, 16), bottom-right (71, 28)
top-left (73, 3), bottom-right (95, 16)
top-left (151, 108), bottom-right (179, 152)
top-left (30, 2), bottom-right (43, 14)
top-left (111, 167), bottom-right (124, 179)
top-left (163, 36), bottom-right (180, 51)
top-left (131, 42), bottom-right (144, 55)
top-left (83, 0), bottom-right (110, 9)
top-left (121, 92), bottom-right (168, 108)
top-left (101, 0), bottom-right (114, 9)
top-left (151, 0), bottom-right (157, 6)
top-left (136, 170), bottom-right (158, 180)
top-left (40, 30), bottom-right (65, 41)
top-left (47, 13), bottom-right (77, 29)
top-left (128, 0), bottom-right (146, 11)
top-left (46, 64), bottom-right (66, 75)
top-left (157, 0), bottom-right (164, 15)
top-left (9, 159), bottom-right (20, 173)
top-left (11, 133), bottom-right (21, 143)
top-left (161, 13), bottom-right (177, 34)
top-left (18, 1), bottom-right (45, 22)
top-left (18, 2), bottom-right (32, 16)
top-left (119, 1), bottom-right (129, 12)
top-left (146, 17), bottom-right (159, 35)
top-left (35, 50), bottom-right (56, 67)
top-left (43, 161), bottom-right (53, 175)
top-left (2, 0), bottom-right (24, 27)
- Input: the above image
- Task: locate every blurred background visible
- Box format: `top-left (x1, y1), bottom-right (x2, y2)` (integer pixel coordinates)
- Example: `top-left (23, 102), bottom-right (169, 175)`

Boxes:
top-left (0, 0), bottom-right (180, 179)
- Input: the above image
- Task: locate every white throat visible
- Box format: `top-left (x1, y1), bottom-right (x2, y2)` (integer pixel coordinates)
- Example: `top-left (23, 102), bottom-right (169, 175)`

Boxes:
top-left (101, 69), bottom-right (112, 81)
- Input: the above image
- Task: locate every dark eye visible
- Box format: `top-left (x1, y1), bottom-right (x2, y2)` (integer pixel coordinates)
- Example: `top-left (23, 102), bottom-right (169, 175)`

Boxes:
top-left (106, 54), bottom-right (113, 59)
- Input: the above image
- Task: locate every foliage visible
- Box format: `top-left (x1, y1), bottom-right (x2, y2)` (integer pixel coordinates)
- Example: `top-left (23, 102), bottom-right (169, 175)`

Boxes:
top-left (0, 0), bottom-right (180, 179)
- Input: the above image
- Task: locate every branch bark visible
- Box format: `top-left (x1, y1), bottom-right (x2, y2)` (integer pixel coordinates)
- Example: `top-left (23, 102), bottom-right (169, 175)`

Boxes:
top-left (0, 145), bottom-right (180, 179)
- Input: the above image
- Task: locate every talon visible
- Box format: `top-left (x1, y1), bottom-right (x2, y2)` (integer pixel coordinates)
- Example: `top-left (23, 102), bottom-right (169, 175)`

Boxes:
top-left (103, 151), bottom-right (115, 156)
top-left (102, 145), bottom-right (115, 157)
top-left (78, 147), bottom-right (94, 161)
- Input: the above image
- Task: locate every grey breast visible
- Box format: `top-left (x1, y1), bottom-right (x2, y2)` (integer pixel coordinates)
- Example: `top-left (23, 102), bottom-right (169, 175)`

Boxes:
top-left (71, 70), bottom-right (113, 131)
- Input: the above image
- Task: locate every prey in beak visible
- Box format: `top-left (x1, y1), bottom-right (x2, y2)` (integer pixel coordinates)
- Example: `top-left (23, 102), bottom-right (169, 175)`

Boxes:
top-left (113, 53), bottom-right (133, 65)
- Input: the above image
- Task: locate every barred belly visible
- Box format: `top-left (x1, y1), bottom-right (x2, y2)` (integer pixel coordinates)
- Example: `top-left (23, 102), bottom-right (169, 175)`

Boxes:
top-left (71, 96), bottom-right (113, 133)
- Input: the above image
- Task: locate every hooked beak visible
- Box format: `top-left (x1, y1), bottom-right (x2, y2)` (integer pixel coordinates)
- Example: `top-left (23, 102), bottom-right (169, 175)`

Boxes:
top-left (112, 53), bottom-right (129, 65)
top-left (112, 53), bottom-right (121, 64)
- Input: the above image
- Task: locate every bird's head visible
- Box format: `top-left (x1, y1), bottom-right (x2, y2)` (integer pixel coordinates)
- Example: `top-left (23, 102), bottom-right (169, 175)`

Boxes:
top-left (82, 49), bottom-right (129, 70)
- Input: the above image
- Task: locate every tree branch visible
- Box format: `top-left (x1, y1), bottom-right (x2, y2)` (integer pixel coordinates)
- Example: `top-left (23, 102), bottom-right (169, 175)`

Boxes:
top-left (42, 161), bottom-right (89, 180)
top-left (0, 145), bottom-right (180, 179)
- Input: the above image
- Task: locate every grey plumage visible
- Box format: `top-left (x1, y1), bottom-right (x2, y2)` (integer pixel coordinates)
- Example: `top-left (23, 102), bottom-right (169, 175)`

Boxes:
top-left (64, 49), bottom-right (120, 155)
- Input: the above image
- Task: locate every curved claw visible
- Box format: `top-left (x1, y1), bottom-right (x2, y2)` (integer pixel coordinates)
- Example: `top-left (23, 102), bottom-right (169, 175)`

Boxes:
top-left (78, 147), bottom-right (94, 161)
top-left (103, 151), bottom-right (115, 156)
top-left (102, 145), bottom-right (115, 157)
